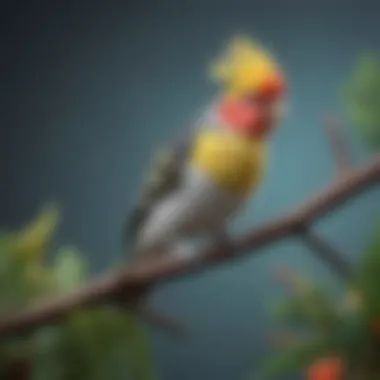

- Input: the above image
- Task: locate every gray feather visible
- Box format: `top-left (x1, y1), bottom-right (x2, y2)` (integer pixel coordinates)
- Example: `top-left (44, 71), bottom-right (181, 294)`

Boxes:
top-left (124, 138), bottom-right (192, 241)
top-left (124, 97), bottom-right (220, 244)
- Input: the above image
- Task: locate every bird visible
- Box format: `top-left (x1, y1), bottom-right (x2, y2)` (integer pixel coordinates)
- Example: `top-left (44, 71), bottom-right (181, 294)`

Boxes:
top-left (125, 35), bottom-right (288, 264)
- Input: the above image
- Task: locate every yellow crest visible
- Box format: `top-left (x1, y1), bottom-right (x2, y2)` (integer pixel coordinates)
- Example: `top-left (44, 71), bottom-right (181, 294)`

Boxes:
top-left (210, 36), bottom-right (283, 97)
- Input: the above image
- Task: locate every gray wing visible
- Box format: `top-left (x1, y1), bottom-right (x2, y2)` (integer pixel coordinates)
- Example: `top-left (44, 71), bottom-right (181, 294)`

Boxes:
top-left (124, 137), bottom-right (192, 242)
top-left (124, 98), bottom-right (220, 243)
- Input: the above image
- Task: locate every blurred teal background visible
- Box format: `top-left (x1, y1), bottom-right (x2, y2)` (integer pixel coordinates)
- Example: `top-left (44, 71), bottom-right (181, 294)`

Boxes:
top-left (1, 0), bottom-right (380, 379)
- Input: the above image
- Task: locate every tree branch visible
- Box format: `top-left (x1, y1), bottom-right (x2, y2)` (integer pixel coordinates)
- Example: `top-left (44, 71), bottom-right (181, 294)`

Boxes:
top-left (0, 155), bottom-right (379, 338)
top-left (118, 285), bottom-right (188, 339)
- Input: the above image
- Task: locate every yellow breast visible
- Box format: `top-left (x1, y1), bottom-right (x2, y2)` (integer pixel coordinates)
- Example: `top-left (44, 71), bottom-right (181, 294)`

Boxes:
top-left (190, 128), bottom-right (267, 197)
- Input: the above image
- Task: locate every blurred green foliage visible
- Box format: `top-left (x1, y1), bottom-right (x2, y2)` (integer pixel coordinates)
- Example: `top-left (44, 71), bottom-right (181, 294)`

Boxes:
top-left (356, 220), bottom-right (380, 318)
top-left (342, 53), bottom-right (380, 149)
top-left (255, 223), bottom-right (380, 379)
top-left (0, 204), bottom-right (156, 380)
top-left (254, 277), bottom-right (351, 379)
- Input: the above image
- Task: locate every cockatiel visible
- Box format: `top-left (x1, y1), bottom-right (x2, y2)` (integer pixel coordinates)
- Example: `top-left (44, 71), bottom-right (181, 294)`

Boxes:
top-left (125, 36), bottom-right (288, 262)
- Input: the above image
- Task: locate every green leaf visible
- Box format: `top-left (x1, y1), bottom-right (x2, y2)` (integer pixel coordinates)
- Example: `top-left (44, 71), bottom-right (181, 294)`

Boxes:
top-left (357, 223), bottom-right (380, 317)
top-left (0, 206), bottom-right (157, 380)
top-left (0, 234), bottom-right (36, 311)
top-left (51, 307), bottom-right (156, 380)
top-left (342, 53), bottom-right (380, 149)
top-left (53, 247), bottom-right (88, 292)
top-left (30, 326), bottom-right (68, 380)
top-left (12, 203), bottom-right (61, 264)
top-left (96, 309), bottom-right (156, 380)
top-left (271, 284), bottom-right (340, 334)
top-left (0, 229), bottom-right (55, 308)
top-left (117, 312), bottom-right (157, 380)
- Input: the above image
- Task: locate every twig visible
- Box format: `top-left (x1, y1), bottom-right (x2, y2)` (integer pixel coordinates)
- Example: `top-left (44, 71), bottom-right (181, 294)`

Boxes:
top-left (0, 155), bottom-right (378, 338)
top-left (116, 284), bottom-right (188, 338)
top-left (139, 304), bottom-right (188, 339)
top-left (301, 229), bottom-right (353, 280)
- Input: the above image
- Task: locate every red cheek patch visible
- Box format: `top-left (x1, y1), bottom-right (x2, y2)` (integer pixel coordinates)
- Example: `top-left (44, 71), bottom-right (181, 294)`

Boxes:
top-left (219, 99), bottom-right (261, 134)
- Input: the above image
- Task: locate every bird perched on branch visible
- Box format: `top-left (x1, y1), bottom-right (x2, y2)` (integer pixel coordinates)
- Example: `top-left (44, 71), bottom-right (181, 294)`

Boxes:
top-left (125, 35), bottom-right (288, 262)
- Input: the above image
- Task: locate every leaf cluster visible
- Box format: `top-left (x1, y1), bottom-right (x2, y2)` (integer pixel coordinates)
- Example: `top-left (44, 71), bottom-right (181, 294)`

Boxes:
top-left (0, 204), bottom-right (156, 380)
top-left (256, 223), bottom-right (380, 379)
top-left (343, 54), bottom-right (380, 149)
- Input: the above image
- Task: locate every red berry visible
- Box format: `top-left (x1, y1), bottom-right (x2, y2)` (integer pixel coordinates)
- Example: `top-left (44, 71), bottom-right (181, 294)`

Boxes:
top-left (307, 357), bottom-right (344, 380)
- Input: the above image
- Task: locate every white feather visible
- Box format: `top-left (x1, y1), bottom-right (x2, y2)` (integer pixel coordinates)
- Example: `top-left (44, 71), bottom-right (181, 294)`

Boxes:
top-left (135, 163), bottom-right (244, 258)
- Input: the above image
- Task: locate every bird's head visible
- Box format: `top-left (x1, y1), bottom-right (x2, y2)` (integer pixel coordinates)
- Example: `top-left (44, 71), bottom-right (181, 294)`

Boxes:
top-left (210, 36), bottom-right (288, 139)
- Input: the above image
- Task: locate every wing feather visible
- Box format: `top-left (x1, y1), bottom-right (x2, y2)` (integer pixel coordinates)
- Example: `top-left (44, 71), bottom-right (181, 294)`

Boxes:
top-left (124, 98), bottom-right (220, 242)
top-left (124, 138), bottom-right (192, 241)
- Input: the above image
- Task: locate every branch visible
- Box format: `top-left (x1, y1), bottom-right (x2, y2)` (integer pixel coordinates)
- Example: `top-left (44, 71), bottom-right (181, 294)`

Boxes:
top-left (118, 286), bottom-right (188, 339)
top-left (133, 302), bottom-right (188, 339)
top-left (0, 154), bottom-right (379, 338)
top-left (301, 230), bottom-right (353, 279)
top-left (131, 303), bottom-right (188, 339)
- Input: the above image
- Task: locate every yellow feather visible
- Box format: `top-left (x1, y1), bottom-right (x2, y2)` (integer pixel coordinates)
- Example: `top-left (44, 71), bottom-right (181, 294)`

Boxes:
top-left (191, 128), bottom-right (267, 197)
top-left (210, 35), bottom-right (283, 97)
